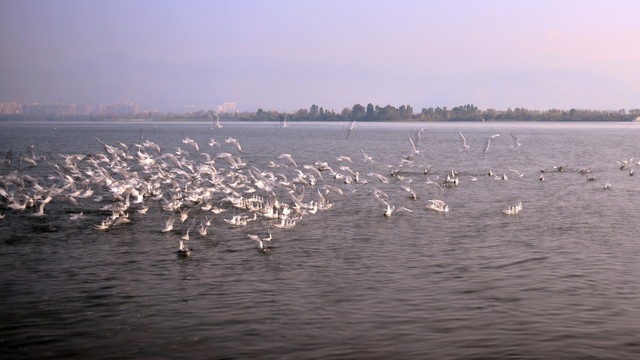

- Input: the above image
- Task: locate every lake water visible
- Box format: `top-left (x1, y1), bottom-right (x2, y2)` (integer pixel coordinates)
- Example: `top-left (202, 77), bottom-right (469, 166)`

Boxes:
top-left (1, 121), bottom-right (640, 359)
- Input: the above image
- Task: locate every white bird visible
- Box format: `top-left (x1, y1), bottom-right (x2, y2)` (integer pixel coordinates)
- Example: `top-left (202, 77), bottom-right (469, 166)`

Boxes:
top-left (177, 239), bottom-right (191, 257)
top-left (180, 207), bottom-right (190, 223)
top-left (211, 112), bottom-right (223, 129)
top-left (408, 137), bottom-right (421, 155)
top-left (31, 194), bottom-right (52, 217)
top-left (277, 153), bottom-right (298, 168)
top-left (426, 177), bottom-right (444, 192)
top-left (248, 229), bottom-right (272, 252)
top-left (278, 115), bottom-right (289, 130)
top-left (182, 218), bottom-right (195, 241)
top-left (345, 121), bottom-right (356, 140)
top-left (198, 223), bottom-right (208, 237)
top-left (510, 133), bottom-right (521, 147)
top-left (182, 137), bottom-right (200, 154)
top-left (458, 131), bottom-right (470, 150)
top-left (426, 199), bottom-right (449, 213)
top-left (69, 212), bottom-right (84, 220)
top-left (508, 169), bottom-right (524, 177)
top-left (367, 172), bottom-right (389, 184)
top-left (162, 213), bottom-right (179, 232)
top-left (225, 137), bottom-right (243, 153)
top-left (503, 201), bottom-right (523, 215)
top-left (93, 219), bottom-right (111, 231)
top-left (136, 206), bottom-right (149, 214)
top-left (483, 133), bottom-right (500, 156)
top-left (360, 148), bottom-right (374, 163)
top-left (402, 185), bottom-right (418, 200)
top-left (411, 128), bottom-right (427, 151)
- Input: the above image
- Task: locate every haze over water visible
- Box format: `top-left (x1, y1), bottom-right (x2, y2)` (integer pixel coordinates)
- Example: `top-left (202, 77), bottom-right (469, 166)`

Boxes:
top-left (1, 121), bottom-right (640, 359)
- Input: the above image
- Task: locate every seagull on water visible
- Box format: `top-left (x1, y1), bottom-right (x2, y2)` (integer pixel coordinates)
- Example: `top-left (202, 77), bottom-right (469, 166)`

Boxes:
top-left (248, 229), bottom-right (272, 252)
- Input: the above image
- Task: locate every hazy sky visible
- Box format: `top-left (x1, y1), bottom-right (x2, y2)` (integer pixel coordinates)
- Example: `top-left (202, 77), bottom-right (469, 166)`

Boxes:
top-left (2, 0), bottom-right (640, 112)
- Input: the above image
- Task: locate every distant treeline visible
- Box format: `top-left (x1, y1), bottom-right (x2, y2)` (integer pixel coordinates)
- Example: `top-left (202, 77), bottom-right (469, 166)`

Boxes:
top-left (2, 103), bottom-right (639, 122)
top-left (184, 104), bottom-right (640, 122)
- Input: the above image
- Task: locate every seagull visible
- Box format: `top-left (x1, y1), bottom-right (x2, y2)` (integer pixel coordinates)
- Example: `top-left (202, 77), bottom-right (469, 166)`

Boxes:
top-left (367, 172), bottom-right (389, 184)
top-left (198, 217), bottom-right (212, 236)
top-left (177, 239), bottom-right (191, 257)
top-left (69, 212), bottom-right (84, 220)
top-left (408, 137), bottom-right (421, 155)
top-left (277, 115), bottom-right (289, 130)
top-left (510, 134), bottom-right (521, 147)
top-left (31, 194), bottom-right (53, 217)
top-left (182, 137), bottom-right (200, 154)
top-left (426, 177), bottom-right (444, 192)
top-left (410, 128), bottom-right (427, 151)
top-left (212, 112), bottom-right (223, 129)
top-left (508, 169), bottom-right (524, 177)
top-left (277, 153), bottom-right (298, 168)
top-left (225, 137), bottom-right (243, 153)
top-left (162, 212), bottom-right (179, 232)
top-left (483, 133), bottom-right (500, 156)
top-left (426, 199), bottom-right (449, 213)
top-left (402, 185), bottom-right (418, 200)
top-left (180, 207), bottom-right (190, 223)
top-left (137, 206), bottom-right (149, 214)
top-left (93, 219), bottom-right (111, 231)
top-left (248, 229), bottom-right (272, 252)
top-left (336, 155), bottom-right (353, 162)
top-left (360, 148), bottom-right (374, 163)
top-left (458, 131), bottom-right (470, 150)
top-left (345, 121), bottom-right (356, 140)
top-left (182, 218), bottom-right (195, 241)
top-left (503, 201), bottom-right (523, 215)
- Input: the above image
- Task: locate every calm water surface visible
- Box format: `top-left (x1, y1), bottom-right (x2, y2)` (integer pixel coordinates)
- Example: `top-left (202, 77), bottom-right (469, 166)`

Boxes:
top-left (1, 121), bottom-right (640, 359)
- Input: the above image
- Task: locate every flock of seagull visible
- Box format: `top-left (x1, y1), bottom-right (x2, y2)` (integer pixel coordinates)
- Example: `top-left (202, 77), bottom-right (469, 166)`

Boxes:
top-left (0, 122), bottom-right (637, 256)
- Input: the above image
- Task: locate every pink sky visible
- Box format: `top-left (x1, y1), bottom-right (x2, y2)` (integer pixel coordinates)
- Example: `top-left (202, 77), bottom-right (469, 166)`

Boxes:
top-left (1, 0), bottom-right (639, 112)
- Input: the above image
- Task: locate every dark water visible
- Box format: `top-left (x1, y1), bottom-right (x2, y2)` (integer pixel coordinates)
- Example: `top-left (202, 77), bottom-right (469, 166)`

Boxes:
top-left (2, 121), bottom-right (640, 359)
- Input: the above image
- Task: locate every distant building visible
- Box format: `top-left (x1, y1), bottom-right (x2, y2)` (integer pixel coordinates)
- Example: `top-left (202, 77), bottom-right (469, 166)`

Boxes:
top-left (103, 102), bottom-right (139, 115)
top-left (22, 103), bottom-right (76, 116)
top-left (0, 102), bottom-right (141, 116)
top-left (76, 104), bottom-right (92, 115)
top-left (217, 102), bottom-right (238, 114)
top-left (0, 102), bottom-right (22, 115)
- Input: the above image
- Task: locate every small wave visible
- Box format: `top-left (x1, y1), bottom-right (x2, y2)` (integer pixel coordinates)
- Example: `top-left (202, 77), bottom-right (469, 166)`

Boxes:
top-left (482, 256), bottom-right (548, 270)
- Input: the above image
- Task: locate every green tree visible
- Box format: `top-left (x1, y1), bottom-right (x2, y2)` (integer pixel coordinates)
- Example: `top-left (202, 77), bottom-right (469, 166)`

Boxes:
top-left (310, 104), bottom-right (319, 117)
top-left (366, 103), bottom-right (375, 119)
top-left (399, 105), bottom-right (413, 119)
top-left (351, 104), bottom-right (366, 120)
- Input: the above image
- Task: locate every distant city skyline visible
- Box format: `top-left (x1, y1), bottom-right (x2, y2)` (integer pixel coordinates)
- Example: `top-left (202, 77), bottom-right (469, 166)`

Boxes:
top-left (2, 1), bottom-right (640, 112)
top-left (0, 101), bottom-right (243, 116)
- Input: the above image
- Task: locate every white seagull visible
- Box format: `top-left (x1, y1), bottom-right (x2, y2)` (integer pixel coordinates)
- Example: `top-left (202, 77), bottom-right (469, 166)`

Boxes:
top-left (483, 133), bottom-right (500, 156)
top-left (458, 131), bottom-right (470, 150)
top-left (248, 229), bottom-right (272, 252)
